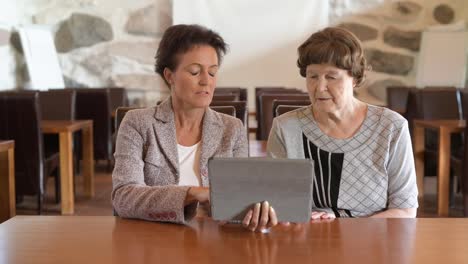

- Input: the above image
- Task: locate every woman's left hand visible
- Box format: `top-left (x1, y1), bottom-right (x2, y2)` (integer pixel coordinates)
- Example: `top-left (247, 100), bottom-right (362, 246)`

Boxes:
top-left (242, 201), bottom-right (278, 232)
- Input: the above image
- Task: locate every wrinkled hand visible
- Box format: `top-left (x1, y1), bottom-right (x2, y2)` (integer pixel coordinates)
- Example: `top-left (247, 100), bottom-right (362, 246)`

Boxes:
top-left (242, 201), bottom-right (278, 232)
top-left (310, 211), bottom-right (336, 220)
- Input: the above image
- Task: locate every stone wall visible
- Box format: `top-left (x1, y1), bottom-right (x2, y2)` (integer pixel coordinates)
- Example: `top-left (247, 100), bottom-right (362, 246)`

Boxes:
top-left (0, 0), bottom-right (172, 105)
top-left (330, 0), bottom-right (468, 103)
top-left (1, 0), bottom-right (467, 105)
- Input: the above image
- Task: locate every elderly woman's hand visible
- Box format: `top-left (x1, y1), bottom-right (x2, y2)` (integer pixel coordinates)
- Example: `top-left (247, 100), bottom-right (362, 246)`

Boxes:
top-left (242, 201), bottom-right (278, 232)
top-left (310, 211), bottom-right (336, 220)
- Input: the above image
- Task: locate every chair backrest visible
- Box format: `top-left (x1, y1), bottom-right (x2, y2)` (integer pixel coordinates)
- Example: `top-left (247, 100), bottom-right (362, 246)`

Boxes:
top-left (258, 93), bottom-right (309, 140)
top-left (39, 89), bottom-right (76, 120)
top-left (108, 87), bottom-right (128, 114)
top-left (275, 105), bottom-right (306, 117)
top-left (405, 88), bottom-right (420, 133)
top-left (419, 87), bottom-right (462, 120)
top-left (215, 87), bottom-right (248, 101)
top-left (239, 88), bottom-right (247, 102)
top-left (75, 88), bottom-right (112, 160)
top-left (115, 107), bottom-right (140, 132)
top-left (210, 101), bottom-right (248, 127)
top-left (255, 87), bottom-right (290, 99)
top-left (386, 86), bottom-right (411, 115)
top-left (210, 106), bottom-right (236, 117)
top-left (460, 91), bottom-right (468, 205)
top-left (272, 99), bottom-right (311, 118)
top-left (0, 92), bottom-right (44, 196)
top-left (212, 94), bottom-right (238, 101)
top-left (406, 87), bottom-right (462, 134)
top-left (255, 87), bottom-right (290, 121)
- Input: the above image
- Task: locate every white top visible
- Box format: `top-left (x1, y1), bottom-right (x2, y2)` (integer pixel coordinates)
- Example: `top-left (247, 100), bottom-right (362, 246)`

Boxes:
top-left (177, 142), bottom-right (201, 186)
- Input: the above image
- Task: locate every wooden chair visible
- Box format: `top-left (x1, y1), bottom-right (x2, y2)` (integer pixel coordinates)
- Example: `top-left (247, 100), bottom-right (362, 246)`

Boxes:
top-left (386, 86), bottom-right (413, 116)
top-left (275, 105), bottom-right (307, 118)
top-left (272, 99), bottom-right (311, 118)
top-left (108, 87), bottom-right (128, 115)
top-left (258, 93), bottom-right (309, 140)
top-left (210, 106), bottom-right (236, 117)
top-left (255, 87), bottom-right (296, 122)
top-left (210, 101), bottom-right (248, 132)
top-left (0, 92), bottom-right (59, 214)
top-left (409, 87), bottom-right (463, 205)
top-left (451, 90), bottom-right (468, 216)
top-left (212, 94), bottom-right (238, 101)
top-left (75, 89), bottom-right (113, 169)
top-left (216, 87), bottom-right (247, 101)
top-left (40, 89), bottom-right (76, 120)
top-left (115, 107), bottom-right (139, 132)
top-left (40, 89), bottom-right (76, 203)
top-left (116, 105), bottom-right (238, 132)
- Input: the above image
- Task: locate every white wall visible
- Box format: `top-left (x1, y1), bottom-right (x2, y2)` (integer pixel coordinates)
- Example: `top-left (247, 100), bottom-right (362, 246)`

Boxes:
top-left (173, 0), bottom-right (328, 108)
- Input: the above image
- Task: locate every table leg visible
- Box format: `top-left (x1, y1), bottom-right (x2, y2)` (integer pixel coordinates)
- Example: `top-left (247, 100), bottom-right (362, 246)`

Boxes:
top-left (437, 127), bottom-right (450, 217)
top-left (0, 148), bottom-right (15, 223)
top-left (413, 125), bottom-right (425, 198)
top-left (82, 125), bottom-right (95, 197)
top-left (59, 132), bottom-right (74, 215)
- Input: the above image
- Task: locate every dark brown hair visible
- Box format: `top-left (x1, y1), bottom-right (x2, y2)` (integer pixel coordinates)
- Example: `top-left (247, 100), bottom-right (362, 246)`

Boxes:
top-left (155, 24), bottom-right (228, 86)
top-left (297, 27), bottom-right (369, 87)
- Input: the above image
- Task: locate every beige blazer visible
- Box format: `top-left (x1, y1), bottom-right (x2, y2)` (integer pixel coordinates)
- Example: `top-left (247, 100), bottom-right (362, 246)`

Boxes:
top-left (112, 98), bottom-right (248, 224)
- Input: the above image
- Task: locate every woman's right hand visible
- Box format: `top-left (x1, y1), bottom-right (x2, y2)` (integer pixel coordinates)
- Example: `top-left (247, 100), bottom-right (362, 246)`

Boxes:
top-left (242, 201), bottom-right (278, 232)
top-left (184, 187), bottom-right (210, 205)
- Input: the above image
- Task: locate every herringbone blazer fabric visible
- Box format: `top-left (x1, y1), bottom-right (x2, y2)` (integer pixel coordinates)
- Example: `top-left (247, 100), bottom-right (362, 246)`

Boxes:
top-left (112, 97), bottom-right (248, 224)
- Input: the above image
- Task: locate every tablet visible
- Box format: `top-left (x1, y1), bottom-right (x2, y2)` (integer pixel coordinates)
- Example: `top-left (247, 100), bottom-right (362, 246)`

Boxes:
top-left (208, 157), bottom-right (313, 223)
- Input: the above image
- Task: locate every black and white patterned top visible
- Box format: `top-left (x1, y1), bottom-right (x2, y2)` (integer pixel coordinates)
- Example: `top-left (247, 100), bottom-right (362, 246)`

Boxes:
top-left (267, 105), bottom-right (418, 217)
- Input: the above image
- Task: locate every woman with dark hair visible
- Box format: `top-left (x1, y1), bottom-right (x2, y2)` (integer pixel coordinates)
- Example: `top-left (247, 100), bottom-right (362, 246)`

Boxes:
top-left (267, 27), bottom-right (418, 219)
top-left (113, 24), bottom-right (277, 231)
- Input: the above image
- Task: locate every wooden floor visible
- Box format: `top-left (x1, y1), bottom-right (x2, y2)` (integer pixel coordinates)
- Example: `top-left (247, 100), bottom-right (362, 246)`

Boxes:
top-left (16, 140), bottom-right (466, 218)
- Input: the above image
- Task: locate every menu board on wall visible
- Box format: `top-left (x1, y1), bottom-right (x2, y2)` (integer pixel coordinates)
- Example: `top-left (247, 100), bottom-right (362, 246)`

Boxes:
top-left (18, 25), bottom-right (65, 90)
top-left (416, 27), bottom-right (468, 88)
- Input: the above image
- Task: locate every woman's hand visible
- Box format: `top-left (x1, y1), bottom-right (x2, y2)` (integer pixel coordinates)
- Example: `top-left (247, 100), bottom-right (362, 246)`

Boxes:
top-left (310, 211), bottom-right (336, 220)
top-left (370, 208), bottom-right (417, 218)
top-left (242, 201), bottom-right (278, 232)
top-left (184, 187), bottom-right (210, 205)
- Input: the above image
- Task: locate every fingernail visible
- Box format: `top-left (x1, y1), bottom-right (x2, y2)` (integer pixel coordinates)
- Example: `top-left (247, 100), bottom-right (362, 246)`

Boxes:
top-left (270, 207), bottom-right (275, 213)
top-left (256, 203), bottom-right (261, 208)
top-left (264, 201), bottom-right (269, 207)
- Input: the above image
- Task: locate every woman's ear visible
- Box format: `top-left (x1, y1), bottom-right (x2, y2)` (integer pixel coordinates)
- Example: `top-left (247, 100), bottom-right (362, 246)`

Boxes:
top-left (163, 68), bottom-right (173, 87)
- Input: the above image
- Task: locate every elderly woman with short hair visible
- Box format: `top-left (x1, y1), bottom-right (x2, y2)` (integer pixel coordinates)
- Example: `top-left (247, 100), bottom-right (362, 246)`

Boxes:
top-left (267, 27), bottom-right (418, 219)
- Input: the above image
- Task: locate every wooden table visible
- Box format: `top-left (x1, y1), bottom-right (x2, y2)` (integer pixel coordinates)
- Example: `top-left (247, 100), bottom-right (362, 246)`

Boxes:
top-left (0, 140), bottom-right (15, 223)
top-left (413, 119), bottom-right (466, 216)
top-left (41, 120), bottom-right (95, 215)
top-left (1, 216), bottom-right (468, 263)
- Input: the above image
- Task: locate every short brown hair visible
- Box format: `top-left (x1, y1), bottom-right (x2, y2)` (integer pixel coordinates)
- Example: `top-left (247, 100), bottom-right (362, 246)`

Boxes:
top-left (155, 24), bottom-right (228, 86)
top-left (297, 27), bottom-right (369, 87)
